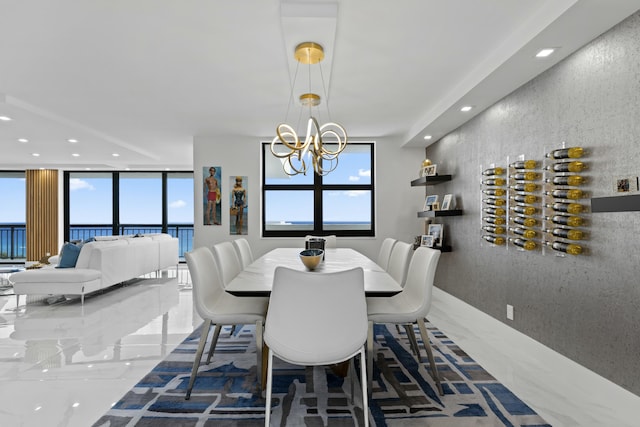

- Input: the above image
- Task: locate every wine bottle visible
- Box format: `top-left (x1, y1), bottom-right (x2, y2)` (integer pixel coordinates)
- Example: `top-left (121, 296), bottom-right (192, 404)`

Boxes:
top-left (483, 198), bottom-right (506, 206)
top-left (545, 175), bottom-right (585, 186)
top-left (545, 161), bottom-right (586, 173)
top-left (509, 227), bottom-right (537, 239)
top-left (483, 225), bottom-right (505, 235)
top-left (512, 216), bottom-right (537, 227)
top-left (482, 177), bottom-right (506, 186)
top-left (484, 216), bottom-right (506, 225)
top-left (545, 202), bottom-right (584, 214)
top-left (545, 240), bottom-right (583, 255)
top-left (483, 207), bottom-right (506, 216)
top-left (509, 238), bottom-right (536, 250)
top-left (545, 228), bottom-right (584, 240)
top-left (545, 146), bottom-right (584, 159)
top-left (482, 188), bottom-right (506, 196)
top-left (544, 189), bottom-right (583, 200)
top-left (509, 160), bottom-right (537, 170)
top-left (482, 235), bottom-right (505, 245)
top-left (482, 167), bottom-right (505, 176)
top-left (510, 183), bottom-right (538, 192)
top-left (510, 194), bottom-right (537, 204)
top-left (545, 215), bottom-right (584, 227)
top-left (511, 205), bottom-right (537, 215)
top-left (510, 172), bottom-right (539, 181)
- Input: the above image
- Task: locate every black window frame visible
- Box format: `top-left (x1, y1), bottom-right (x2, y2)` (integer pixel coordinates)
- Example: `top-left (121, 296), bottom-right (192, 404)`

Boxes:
top-left (261, 141), bottom-right (375, 238)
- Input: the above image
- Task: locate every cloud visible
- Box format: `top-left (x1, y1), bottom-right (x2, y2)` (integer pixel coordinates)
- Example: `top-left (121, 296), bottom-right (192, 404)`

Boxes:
top-left (69, 178), bottom-right (95, 191)
top-left (348, 175), bottom-right (360, 182)
top-left (358, 169), bottom-right (371, 177)
top-left (169, 200), bottom-right (186, 208)
top-left (344, 190), bottom-right (368, 197)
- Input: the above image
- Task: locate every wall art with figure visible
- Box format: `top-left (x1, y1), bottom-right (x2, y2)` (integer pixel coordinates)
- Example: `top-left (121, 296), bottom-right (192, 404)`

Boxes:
top-left (203, 166), bottom-right (222, 226)
top-left (230, 176), bottom-right (247, 235)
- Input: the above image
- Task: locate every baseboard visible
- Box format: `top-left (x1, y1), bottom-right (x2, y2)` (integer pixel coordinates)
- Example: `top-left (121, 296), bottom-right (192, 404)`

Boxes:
top-left (429, 286), bottom-right (640, 427)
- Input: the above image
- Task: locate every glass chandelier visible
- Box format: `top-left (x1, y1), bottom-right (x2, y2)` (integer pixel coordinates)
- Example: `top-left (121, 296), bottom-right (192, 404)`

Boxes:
top-left (270, 42), bottom-right (348, 176)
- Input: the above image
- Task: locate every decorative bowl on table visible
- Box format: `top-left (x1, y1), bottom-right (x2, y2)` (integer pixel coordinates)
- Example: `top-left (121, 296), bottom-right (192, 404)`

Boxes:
top-left (299, 249), bottom-right (324, 270)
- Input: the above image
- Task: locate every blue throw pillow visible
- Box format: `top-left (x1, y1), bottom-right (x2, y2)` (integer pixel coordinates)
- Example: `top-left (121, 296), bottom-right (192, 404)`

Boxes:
top-left (56, 242), bottom-right (82, 268)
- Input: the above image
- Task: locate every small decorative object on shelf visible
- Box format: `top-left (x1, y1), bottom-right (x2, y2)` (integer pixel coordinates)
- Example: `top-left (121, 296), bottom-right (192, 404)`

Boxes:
top-left (542, 144), bottom-right (589, 257)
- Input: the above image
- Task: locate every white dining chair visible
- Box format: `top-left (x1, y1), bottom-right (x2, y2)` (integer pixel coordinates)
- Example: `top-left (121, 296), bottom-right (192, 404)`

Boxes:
top-left (376, 238), bottom-right (397, 270)
top-left (264, 266), bottom-right (369, 427)
top-left (386, 241), bottom-right (412, 287)
top-left (184, 247), bottom-right (268, 399)
top-left (233, 238), bottom-right (254, 269)
top-left (212, 241), bottom-right (243, 287)
top-left (366, 246), bottom-right (443, 396)
top-left (304, 234), bottom-right (337, 248)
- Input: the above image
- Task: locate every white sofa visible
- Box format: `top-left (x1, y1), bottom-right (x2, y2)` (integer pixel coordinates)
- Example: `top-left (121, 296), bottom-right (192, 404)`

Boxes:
top-left (9, 233), bottom-right (179, 306)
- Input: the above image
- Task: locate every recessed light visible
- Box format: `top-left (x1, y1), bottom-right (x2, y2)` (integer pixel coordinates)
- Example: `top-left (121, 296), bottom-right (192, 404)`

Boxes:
top-left (68, 139), bottom-right (78, 143)
top-left (112, 153), bottom-right (120, 157)
top-left (423, 135), bottom-right (432, 140)
top-left (32, 153), bottom-right (40, 157)
top-left (0, 116), bottom-right (12, 121)
top-left (72, 153), bottom-right (80, 157)
top-left (460, 106), bottom-right (473, 112)
top-left (18, 138), bottom-right (28, 143)
top-left (536, 48), bottom-right (555, 58)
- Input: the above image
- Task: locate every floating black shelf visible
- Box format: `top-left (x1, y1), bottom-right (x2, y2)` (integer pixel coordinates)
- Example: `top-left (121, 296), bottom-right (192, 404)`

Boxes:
top-left (417, 209), bottom-right (463, 218)
top-left (411, 174), bottom-right (453, 186)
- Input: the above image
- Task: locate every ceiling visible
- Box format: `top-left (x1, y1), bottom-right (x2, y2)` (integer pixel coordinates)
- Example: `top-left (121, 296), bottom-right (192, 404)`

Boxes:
top-left (1, 0), bottom-right (639, 171)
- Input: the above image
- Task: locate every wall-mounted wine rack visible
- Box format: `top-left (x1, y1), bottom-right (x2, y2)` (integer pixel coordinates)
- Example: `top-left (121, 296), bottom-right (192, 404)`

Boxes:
top-left (480, 146), bottom-right (588, 256)
top-left (542, 146), bottom-right (589, 256)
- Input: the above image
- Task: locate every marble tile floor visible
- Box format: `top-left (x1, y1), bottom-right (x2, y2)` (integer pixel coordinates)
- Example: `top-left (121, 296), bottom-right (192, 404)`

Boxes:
top-left (0, 268), bottom-right (638, 427)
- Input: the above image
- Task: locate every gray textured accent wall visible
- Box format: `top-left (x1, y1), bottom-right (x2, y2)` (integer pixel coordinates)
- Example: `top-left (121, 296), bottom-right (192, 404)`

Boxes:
top-left (425, 11), bottom-right (640, 395)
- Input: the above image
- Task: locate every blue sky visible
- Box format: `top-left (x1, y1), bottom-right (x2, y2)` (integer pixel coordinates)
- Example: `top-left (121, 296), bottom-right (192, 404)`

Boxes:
top-left (0, 173), bottom-right (194, 224)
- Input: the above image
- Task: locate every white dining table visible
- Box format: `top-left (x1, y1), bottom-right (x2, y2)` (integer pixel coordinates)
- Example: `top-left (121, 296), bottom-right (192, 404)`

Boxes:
top-left (225, 247), bottom-right (402, 297)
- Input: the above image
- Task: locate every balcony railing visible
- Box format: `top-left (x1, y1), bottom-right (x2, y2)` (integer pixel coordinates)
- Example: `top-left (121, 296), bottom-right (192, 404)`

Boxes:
top-left (0, 224), bottom-right (193, 261)
top-left (0, 224), bottom-right (26, 260)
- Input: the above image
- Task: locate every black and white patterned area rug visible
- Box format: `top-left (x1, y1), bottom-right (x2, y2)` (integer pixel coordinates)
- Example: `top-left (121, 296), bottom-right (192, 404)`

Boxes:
top-left (94, 321), bottom-right (550, 426)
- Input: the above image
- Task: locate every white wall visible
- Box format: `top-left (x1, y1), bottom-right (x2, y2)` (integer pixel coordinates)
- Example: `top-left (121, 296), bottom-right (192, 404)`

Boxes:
top-left (193, 135), bottom-right (425, 260)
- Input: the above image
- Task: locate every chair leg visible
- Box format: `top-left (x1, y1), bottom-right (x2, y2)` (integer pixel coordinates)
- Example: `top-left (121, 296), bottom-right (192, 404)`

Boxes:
top-left (367, 321), bottom-right (374, 395)
top-left (403, 323), bottom-right (420, 356)
top-left (186, 319), bottom-right (212, 400)
top-left (205, 324), bottom-right (223, 364)
top-left (255, 319), bottom-right (263, 390)
top-left (359, 347), bottom-right (369, 427)
top-left (417, 318), bottom-right (444, 396)
top-left (264, 348), bottom-right (274, 427)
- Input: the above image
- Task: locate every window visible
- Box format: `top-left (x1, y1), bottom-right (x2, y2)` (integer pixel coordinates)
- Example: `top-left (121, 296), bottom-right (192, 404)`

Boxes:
top-left (262, 142), bottom-right (375, 237)
top-left (64, 171), bottom-right (194, 258)
top-left (0, 171), bottom-right (26, 260)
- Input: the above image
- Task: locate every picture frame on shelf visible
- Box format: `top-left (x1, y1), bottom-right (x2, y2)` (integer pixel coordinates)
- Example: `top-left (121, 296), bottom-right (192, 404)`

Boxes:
top-left (423, 194), bottom-right (438, 211)
top-left (421, 164), bottom-right (437, 176)
top-left (427, 223), bottom-right (444, 248)
top-left (421, 234), bottom-right (434, 247)
top-left (441, 194), bottom-right (454, 210)
top-left (431, 202), bottom-right (440, 211)
top-left (615, 176), bottom-right (639, 193)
